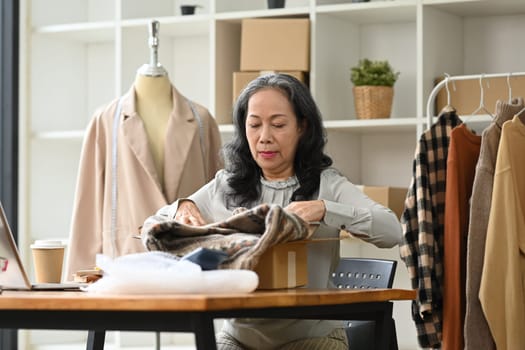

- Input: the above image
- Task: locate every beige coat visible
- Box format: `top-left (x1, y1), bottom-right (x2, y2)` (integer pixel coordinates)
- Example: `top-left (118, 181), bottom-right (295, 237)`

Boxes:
top-left (479, 116), bottom-right (525, 350)
top-left (65, 85), bottom-right (223, 279)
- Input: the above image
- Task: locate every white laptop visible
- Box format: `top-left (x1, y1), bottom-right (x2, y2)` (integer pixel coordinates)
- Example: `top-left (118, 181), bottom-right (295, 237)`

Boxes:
top-left (0, 202), bottom-right (81, 291)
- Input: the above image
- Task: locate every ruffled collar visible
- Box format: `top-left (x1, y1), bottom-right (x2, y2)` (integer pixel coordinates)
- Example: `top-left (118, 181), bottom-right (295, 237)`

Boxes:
top-left (260, 175), bottom-right (299, 189)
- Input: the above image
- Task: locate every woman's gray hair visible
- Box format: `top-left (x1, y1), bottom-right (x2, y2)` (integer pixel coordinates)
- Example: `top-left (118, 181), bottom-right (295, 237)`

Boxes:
top-left (222, 73), bottom-right (332, 206)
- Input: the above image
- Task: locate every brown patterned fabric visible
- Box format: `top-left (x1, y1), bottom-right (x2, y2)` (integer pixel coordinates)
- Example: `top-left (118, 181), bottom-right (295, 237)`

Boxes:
top-left (141, 203), bottom-right (312, 270)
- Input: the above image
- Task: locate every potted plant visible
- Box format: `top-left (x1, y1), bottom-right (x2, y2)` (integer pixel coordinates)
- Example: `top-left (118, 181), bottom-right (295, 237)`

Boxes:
top-left (350, 58), bottom-right (400, 119)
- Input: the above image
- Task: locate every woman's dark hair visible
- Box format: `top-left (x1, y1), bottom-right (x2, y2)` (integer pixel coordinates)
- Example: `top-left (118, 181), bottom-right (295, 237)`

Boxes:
top-left (222, 73), bottom-right (333, 206)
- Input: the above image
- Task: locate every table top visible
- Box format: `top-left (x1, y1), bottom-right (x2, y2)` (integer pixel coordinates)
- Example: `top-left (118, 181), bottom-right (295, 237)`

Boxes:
top-left (0, 288), bottom-right (416, 312)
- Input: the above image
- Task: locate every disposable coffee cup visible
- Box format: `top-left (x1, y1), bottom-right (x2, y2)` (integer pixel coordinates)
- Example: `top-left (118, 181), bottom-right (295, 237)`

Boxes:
top-left (30, 240), bottom-right (66, 283)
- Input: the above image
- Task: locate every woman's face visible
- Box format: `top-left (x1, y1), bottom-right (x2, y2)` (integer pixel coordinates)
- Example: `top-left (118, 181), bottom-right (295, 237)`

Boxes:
top-left (245, 88), bottom-right (303, 181)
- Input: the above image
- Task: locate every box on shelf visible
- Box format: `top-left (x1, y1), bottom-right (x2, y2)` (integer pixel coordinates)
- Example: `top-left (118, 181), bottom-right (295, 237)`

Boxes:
top-left (434, 75), bottom-right (525, 116)
top-left (359, 186), bottom-right (407, 219)
top-left (233, 71), bottom-right (308, 104)
top-left (254, 240), bottom-right (308, 290)
top-left (240, 18), bottom-right (310, 72)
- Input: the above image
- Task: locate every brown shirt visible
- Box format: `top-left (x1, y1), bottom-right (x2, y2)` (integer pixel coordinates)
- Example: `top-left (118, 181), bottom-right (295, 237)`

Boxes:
top-left (442, 124), bottom-right (480, 350)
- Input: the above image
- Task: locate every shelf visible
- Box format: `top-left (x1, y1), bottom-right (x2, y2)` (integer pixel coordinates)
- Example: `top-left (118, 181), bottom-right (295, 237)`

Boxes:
top-left (218, 124), bottom-right (234, 134)
top-left (422, 0), bottom-right (525, 16)
top-left (32, 130), bottom-right (85, 141)
top-left (430, 113), bottom-right (493, 125)
top-left (215, 1), bottom-right (309, 15)
top-left (33, 22), bottom-right (115, 42)
top-left (316, 0), bottom-right (417, 24)
top-left (214, 7), bottom-right (310, 21)
top-left (324, 117), bottom-right (420, 133)
top-left (121, 16), bottom-right (211, 37)
top-left (32, 119), bottom-right (420, 140)
top-left (219, 118), bottom-right (420, 135)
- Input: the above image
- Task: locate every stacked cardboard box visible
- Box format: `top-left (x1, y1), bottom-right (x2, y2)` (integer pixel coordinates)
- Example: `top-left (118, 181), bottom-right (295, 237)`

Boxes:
top-left (358, 186), bottom-right (407, 219)
top-left (233, 18), bottom-right (311, 104)
top-left (233, 71), bottom-right (307, 105)
top-left (237, 19), bottom-right (312, 289)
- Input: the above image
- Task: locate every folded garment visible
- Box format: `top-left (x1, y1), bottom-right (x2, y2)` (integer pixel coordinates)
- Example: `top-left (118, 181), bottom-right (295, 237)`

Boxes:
top-left (141, 203), bottom-right (313, 270)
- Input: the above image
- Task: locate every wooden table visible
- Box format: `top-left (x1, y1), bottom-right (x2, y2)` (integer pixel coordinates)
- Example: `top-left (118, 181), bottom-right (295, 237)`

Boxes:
top-left (0, 288), bottom-right (415, 350)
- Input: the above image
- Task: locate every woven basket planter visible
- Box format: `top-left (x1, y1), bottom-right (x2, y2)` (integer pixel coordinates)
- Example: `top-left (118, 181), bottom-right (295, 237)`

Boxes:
top-left (353, 85), bottom-right (393, 119)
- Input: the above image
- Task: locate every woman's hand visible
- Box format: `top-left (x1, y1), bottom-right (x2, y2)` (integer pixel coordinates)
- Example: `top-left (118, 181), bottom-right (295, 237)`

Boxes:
top-left (175, 200), bottom-right (207, 226)
top-left (285, 200), bottom-right (326, 223)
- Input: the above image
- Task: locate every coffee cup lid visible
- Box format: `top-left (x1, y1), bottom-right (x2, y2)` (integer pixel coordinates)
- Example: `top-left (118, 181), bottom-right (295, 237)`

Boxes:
top-left (30, 240), bottom-right (66, 249)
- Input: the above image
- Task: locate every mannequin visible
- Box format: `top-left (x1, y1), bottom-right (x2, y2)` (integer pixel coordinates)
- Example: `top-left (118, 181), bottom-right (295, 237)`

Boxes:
top-left (135, 20), bottom-right (172, 190)
top-left (135, 73), bottom-right (172, 189)
top-left (65, 18), bottom-right (223, 283)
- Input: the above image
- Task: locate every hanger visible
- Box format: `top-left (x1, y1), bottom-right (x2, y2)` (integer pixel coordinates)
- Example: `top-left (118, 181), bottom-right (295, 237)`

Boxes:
top-left (439, 73), bottom-right (456, 114)
top-left (468, 74), bottom-right (494, 119)
top-left (504, 72), bottom-right (525, 124)
top-left (515, 93), bottom-right (525, 123)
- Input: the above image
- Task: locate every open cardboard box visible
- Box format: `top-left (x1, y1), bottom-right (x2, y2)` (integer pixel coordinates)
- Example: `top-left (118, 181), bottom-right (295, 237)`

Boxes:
top-left (253, 186), bottom-right (407, 289)
top-left (254, 240), bottom-right (308, 290)
top-left (254, 223), bottom-right (341, 290)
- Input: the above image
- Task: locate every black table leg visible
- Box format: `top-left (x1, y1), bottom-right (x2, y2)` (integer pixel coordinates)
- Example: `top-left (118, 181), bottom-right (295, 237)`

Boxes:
top-left (86, 330), bottom-right (105, 350)
top-left (374, 302), bottom-right (393, 350)
top-left (0, 329), bottom-right (17, 350)
top-left (192, 315), bottom-right (217, 350)
top-left (390, 318), bottom-right (399, 350)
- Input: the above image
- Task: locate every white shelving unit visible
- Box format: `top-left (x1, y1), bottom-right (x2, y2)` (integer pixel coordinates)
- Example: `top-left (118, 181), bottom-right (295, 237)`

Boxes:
top-left (19, 0), bottom-right (525, 348)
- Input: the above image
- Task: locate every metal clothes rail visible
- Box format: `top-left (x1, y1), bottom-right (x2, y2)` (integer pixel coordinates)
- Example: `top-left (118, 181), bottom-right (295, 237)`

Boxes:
top-left (426, 71), bottom-right (525, 127)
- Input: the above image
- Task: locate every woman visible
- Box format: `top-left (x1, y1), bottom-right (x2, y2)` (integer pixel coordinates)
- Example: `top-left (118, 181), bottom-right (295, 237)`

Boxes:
top-left (144, 73), bottom-right (402, 349)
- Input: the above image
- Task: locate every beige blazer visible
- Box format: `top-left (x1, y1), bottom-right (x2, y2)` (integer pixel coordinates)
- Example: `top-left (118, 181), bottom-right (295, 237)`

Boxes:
top-left (65, 85), bottom-right (223, 279)
top-left (479, 116), bottom-right (525, 350)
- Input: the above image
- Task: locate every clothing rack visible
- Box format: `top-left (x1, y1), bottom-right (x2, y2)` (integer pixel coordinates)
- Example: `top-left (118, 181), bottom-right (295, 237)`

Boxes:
top-left (426, 71), bottom-right (525, 127)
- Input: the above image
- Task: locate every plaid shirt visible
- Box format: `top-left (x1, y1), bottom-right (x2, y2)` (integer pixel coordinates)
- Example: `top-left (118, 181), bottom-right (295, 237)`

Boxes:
top-left (400, 110), bottom-right (462, 348)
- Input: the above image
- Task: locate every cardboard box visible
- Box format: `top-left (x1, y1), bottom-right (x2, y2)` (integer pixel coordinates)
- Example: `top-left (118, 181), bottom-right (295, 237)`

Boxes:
top-left (360, 186), bottom-right (407, 219)
top-left (434, 75), bottom-right (525, 116)
top-left (233, 71), bottom-right (308, 104)
top-left (254, 240), bottom-right (308, 290)
top-left (240, 18), bottom-right (310, 71)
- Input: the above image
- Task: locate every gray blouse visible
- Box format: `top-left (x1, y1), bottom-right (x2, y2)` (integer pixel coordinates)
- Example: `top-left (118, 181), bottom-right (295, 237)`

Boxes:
top-left (152, 167), bottom-right (402, 349)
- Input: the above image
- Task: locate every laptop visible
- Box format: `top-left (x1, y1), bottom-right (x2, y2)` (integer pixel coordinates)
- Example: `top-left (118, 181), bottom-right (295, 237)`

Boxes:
top-left (0, 202), bottom-right (81, 291)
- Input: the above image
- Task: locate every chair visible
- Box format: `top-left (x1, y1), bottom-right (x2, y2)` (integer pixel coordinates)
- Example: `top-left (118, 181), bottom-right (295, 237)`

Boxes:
top-left (331, 257), bottom-right (398, 350)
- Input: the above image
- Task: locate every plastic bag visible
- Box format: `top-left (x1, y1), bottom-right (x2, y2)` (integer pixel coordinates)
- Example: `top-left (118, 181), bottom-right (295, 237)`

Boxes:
top-left (83, 251), bottom-right (258, 294)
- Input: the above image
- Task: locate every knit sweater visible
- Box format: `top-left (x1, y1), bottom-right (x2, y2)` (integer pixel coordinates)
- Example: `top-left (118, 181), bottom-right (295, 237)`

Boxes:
top-left (479, 115), bottom-right (525, 350)
top-left (464, 98), bottom-right (524, 350)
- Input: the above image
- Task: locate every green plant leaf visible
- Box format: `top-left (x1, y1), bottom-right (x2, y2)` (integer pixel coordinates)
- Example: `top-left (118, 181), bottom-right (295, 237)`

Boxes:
top-left (350, 58), bottom-right (400, 87)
